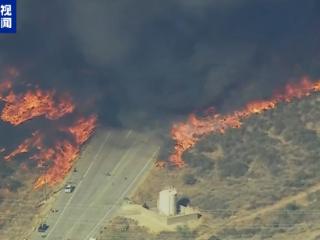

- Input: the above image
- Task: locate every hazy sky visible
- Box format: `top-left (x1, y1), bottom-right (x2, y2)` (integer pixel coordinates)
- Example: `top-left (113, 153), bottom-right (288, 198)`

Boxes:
top-left (0, 0), bottom-right (319, 129)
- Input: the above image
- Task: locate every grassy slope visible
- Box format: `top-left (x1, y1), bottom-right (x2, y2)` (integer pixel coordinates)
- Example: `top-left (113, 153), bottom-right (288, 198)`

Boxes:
top-left (104, 94), bottom-right (320, 239)
top-left (0, 164), bottom-right (45, 240)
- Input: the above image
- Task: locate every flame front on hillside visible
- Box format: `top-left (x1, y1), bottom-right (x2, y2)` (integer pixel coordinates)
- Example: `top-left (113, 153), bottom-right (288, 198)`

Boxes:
top-left (169, 78), bottom-right (320, 167)
top-left (33, 115), bottom-right (97, 188)
top-left (0, 74), bottom-right (97, 189)
top-left (4, 115), bottom-right (97, 188)
top-left (62, 115), bottom-right (97, 144)
top-left (1, 89), bottom-right (74, 125)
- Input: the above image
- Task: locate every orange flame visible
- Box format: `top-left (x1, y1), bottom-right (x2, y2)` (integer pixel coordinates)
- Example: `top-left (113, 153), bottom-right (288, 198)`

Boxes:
top-left (0, 89), bottom-right (74, 125)
top-left (32, 141), bottom-right (80, 189)
top-left (4, 131), bottom-right (43, 161)
top-left (33, 115), bottom-right (97, 188)
top-left (0, 78), bottom-right (98, 189)
top-left (5, 115), bottom-right (97, 189)
top-left (62, 115), bottom-right (97, 144)
top-left (169, 78), bottom-right (320, 167)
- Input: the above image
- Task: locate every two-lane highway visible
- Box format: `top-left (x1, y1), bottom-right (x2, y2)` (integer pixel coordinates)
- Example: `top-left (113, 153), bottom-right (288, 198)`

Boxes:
top-left (30, 128), bottom-right (160, 240)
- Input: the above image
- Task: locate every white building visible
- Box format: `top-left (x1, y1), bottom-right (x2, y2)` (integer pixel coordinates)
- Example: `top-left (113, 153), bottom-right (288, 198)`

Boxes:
top-left (157, 187), bottom-right (177, 216)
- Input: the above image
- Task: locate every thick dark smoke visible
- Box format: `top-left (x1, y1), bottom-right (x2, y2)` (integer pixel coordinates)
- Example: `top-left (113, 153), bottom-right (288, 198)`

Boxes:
top-left (0, 0), bottom-right (320, 129)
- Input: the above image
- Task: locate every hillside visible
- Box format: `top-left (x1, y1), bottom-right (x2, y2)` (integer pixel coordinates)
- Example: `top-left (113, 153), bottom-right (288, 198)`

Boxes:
top-left (0, 161), bottom-right (45, 239)
top-left (107, 93), bottom-right (320, 240)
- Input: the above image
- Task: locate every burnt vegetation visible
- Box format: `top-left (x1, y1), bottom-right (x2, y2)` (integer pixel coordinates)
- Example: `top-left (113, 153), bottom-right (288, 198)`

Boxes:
top-left (132, 94), bottom-right (320, 240)
top-left (0, 161), bottom-right (23, 192)
top-left (181, 95), bottom-right (320, 239)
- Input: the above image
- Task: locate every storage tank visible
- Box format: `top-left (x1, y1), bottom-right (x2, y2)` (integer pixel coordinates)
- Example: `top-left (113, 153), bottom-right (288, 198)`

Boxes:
top-left (158, 187), bottom-right (177, 216)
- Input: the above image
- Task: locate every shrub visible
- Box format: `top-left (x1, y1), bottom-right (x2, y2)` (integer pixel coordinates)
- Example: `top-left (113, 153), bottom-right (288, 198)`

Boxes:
top-left (183, 174), bottom-right (197, 185)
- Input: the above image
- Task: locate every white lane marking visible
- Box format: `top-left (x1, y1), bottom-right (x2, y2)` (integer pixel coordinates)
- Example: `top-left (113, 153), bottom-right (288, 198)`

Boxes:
top-left (90, 145), bottom-right (141, 206)
top-left (45, 132), bottom-right (111, 240)
top-left (110, 148), bottom-right (133, 176)
top-left (125, 130), bottom-right (132, 139)
top-left (64, 142), bottom-right (140, 237)
top-left (84, 147), bottom-right (160, 240)
top-left (83, 161), bottom-right (94, 179)
top-left (83, 133), bottom-right (111, 179)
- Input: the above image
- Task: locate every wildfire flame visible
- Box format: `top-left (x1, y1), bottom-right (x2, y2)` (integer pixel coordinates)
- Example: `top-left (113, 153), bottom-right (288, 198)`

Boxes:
top-left (169, 78), bottom-right (320, 167)
top-left (33, 115), bottom-right (97, 188)
top-left (32, 141), bottom-right (80, 189)
top-left (0, 88), bottom-right (75, 125)
top-left (4, 115), bottom-right (97, 188)
top-left (62, 115), bottom-right (98, 144)
top-left (4, 131), bottom-right (43, 161)
top-left (0, 76), bottom-right (97, 189)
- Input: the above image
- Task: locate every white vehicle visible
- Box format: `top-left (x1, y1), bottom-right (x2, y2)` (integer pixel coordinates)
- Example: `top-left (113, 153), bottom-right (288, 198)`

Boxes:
top-left (64, 184), bottom-right (74, 193)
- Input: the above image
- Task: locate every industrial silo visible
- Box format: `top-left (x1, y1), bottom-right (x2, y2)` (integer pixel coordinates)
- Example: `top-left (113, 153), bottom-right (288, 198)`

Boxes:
top-left (157, 187), bottom-right (177, 216)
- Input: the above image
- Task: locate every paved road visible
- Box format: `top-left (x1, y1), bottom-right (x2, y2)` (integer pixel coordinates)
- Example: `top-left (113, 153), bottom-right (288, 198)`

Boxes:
top-left (30, 128), bottom-right (160, 240)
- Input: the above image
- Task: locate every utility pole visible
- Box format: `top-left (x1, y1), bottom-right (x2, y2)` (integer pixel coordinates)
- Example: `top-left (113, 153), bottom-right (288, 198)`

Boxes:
top-left (38, 162), bottom-right (49, 231)
top-left (41, 162), bottom-right (49, 202)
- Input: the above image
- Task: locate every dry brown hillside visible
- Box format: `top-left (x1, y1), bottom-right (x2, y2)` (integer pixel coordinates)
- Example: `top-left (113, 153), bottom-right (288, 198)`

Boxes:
top-left (103, 93), bottom-right (320, 240)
